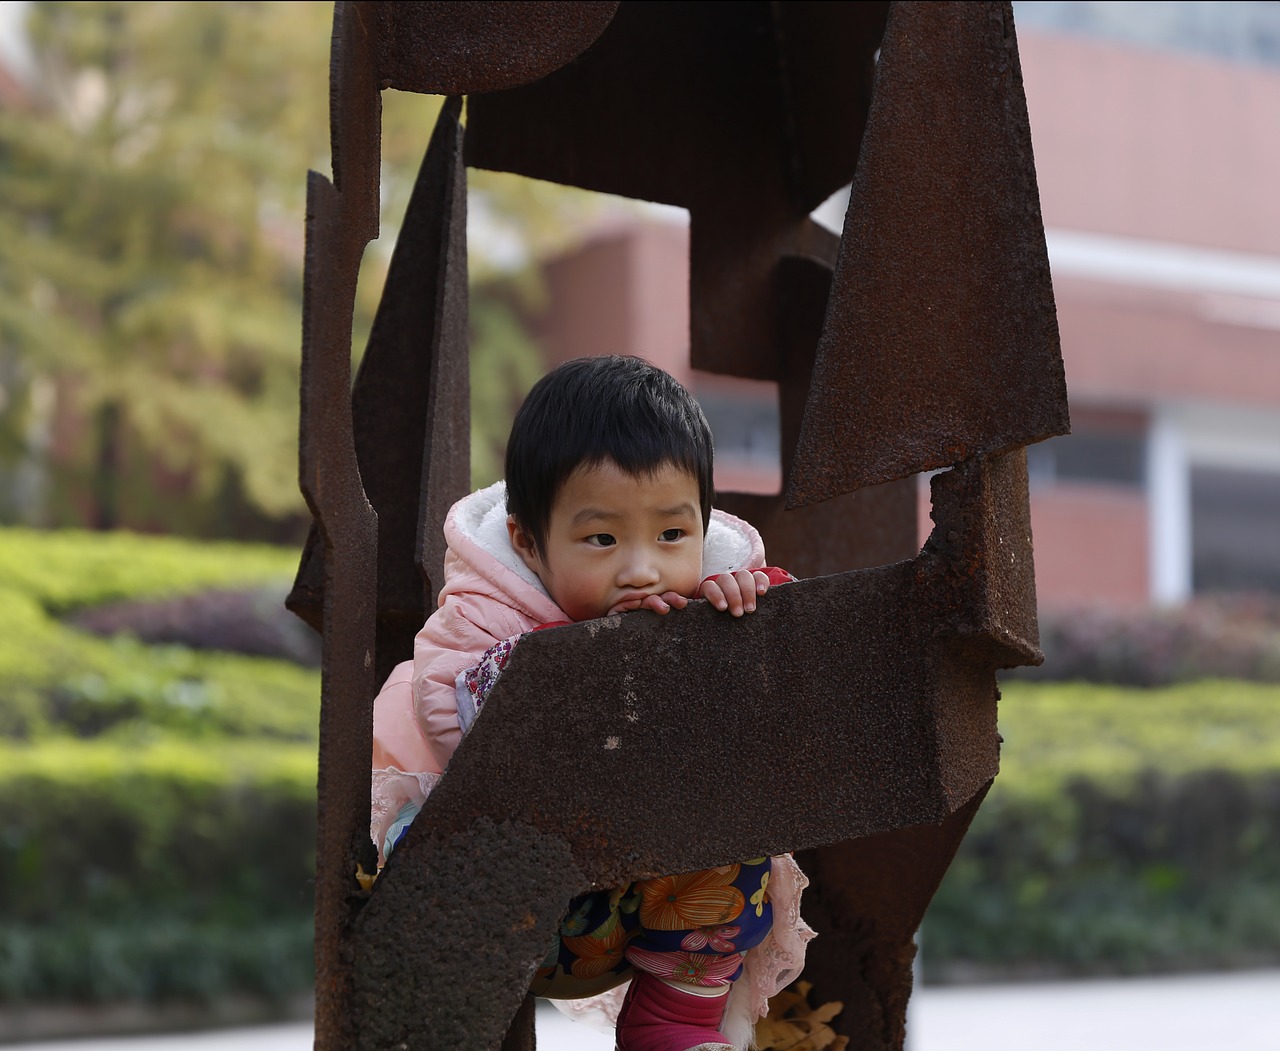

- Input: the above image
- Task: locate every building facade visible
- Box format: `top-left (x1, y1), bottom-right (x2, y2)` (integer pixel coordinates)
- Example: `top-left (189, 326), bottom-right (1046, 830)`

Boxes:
top-left (1021, 25), bottom-right (1280, 608)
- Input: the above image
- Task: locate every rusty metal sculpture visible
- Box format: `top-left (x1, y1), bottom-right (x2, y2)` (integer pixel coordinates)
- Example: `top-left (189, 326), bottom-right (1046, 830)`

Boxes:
top-left (288, 2), bottom-right (1069, 1049)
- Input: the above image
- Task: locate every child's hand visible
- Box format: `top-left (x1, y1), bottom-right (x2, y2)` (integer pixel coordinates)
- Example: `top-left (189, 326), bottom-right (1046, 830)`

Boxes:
top-left (636, 591), bottom-right (691, 615)
top-left (700, 570), bottom-right (771, 616)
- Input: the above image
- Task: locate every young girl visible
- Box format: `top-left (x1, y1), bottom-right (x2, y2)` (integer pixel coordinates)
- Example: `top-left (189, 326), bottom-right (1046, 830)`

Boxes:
top-left (370, 356), bottom-right (813, 1051)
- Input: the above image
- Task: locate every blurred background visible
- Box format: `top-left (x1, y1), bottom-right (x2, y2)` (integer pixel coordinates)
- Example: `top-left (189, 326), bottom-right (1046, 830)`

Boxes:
top-left (0, 0), bottom-right (1277, 1046)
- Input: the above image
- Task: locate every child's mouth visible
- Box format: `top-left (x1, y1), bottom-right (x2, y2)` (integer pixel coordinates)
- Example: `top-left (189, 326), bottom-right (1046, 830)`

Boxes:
top-left (608, 593), bottom-right (654, 615)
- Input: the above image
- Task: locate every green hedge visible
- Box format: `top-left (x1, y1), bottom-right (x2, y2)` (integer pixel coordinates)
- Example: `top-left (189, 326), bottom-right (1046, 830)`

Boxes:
top-left (923, 680), bottom-right (1280, 979)
top-left (6, 682), bottom-right (1277, 1002)
top-left (4, 528), bottom-right (1279, 1000)
top-left (0, 527), bottom-right (321, 1005)
top-left (0, 918), bottom-right (314, 1004)
top-left (0, 527), bottom-right (314, 741)
top-left (0, 527), bottom-right (300, 615)
top-left (0, 740), bottom-right (317, 924)
top-left (0, 610), bottom-right (321, 742)
top-left (0, 740), bottom-right (318, 1005)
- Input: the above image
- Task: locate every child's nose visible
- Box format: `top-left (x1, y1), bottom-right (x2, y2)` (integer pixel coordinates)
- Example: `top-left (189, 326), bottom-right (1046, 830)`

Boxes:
top-left (616, 550), bottom-right (661, 587)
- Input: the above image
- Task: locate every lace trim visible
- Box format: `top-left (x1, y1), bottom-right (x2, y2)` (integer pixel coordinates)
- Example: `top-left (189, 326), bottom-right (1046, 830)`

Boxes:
top-left (739, 853), bottom-right (816, 1016)
top-left (548, 980), bottom-right (630, 1034)
top-left (370, 767), bottom-right (442, 866)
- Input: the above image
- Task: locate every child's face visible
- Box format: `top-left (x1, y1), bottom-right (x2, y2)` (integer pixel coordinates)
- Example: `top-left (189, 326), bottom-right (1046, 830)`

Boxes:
top-left (508, 459), bottom-right (705, 621)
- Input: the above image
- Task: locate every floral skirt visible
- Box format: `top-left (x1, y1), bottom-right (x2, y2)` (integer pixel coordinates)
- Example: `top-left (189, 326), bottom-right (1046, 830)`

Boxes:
top-left (531, 857), bottom-right (774, 1000)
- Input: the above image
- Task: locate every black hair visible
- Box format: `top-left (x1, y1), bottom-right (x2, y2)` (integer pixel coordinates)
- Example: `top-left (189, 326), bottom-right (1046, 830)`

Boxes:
top-left (505, 356), bottom-right (715, 554)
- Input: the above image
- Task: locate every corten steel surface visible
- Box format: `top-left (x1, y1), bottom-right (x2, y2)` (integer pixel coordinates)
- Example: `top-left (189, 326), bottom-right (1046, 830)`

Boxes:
top-left (370, 1), bottom-right (619, 95)
top-left (465, 0), bottom-right (888, 381)
top-left (293, 5), bottom-right (381, 1042)
top-left (290, 96), bottom-right (470, 687)
top-left (787, 2), bottom-right (1069, 506)
top-left (291, 2), bottom-right (1069, 1049)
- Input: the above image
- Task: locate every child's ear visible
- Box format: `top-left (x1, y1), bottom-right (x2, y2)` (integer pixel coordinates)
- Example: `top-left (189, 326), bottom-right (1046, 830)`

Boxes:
top-left (507, 515), bottom-right (541, 573)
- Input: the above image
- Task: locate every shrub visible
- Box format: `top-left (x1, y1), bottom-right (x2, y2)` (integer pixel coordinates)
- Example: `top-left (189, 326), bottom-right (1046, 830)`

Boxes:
top-left (68, 586), bottom-right (320, 666)
top-left (43, 641), bottom-right (321, 741)
top-left (0, 918), bottom-right (314, 1004)
top-left (0, 740), bottom-right (317, 927)
top-left (0, 737), bottom-right (319, 1005)
top-left (0, 616), bottom-right (320, 742)
top-left (0, 529), bottom-right (324, 1006)
top-left (1020, 596), bottom-right (1280, 685)
top-left (923, 679), bottom-right (1280, 980)
top-left (0, 527), bottom-right (300, 616)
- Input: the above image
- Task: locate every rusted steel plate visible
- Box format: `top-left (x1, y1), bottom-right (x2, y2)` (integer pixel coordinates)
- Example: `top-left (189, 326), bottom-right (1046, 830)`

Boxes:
top-left (796, 789), bottom-right (990, 1051)
top-left (771, 0), bottom-right (889, 213)
top-left (287, 0), bottom-right (383, 633)
top-left (413, 101), bottom-right (471, 629)
top-left (466, 1), bottom-right (887, 380)
top-left (353, 97), bottom-right (469, 684)
top-left (372, 1), bottom-right (619, 95)
top-left (917, 450), bottom-right (1041, 669)
top-left (291, 99), bottom-right (470, 682)
top-left (721, 480), bottom-right (918, 582)
top-left (719, 254), bottom-right (920, 577)
top-left (300, 169), bottom-right (381, 1051)
top-left (420, 573), bottom-right (996, 873)
top-left (328, 2), bottom-right (381, 237)
top-left (353, 575), bottom-right (986, 1049)
top-left (787, 1), bottom-right (1069, 507)
top-left (296, 6), bottom-right (387, 1047)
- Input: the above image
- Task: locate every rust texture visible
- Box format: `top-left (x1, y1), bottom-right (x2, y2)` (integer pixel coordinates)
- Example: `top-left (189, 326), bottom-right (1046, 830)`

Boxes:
top-left (787, 2), bottom-right (1069, 506)
top-left (291, 2), bottom-right (1069, 1049)
top-left (294, 5), bottom-right (379, 1046)
top-left (371, 1), bottom-right (619, 95)
top-left (465, 1), bottom-right (887, 381)
top-left (291, 96), bottom-right (469, 687)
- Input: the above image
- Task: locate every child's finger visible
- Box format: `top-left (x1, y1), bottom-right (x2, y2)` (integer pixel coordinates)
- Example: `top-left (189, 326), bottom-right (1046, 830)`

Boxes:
top-left (718, 573), bottom-right (746, 616)
top-left (753, 570), bottom-right (770, 595)
top-left (641, 591), bottom-right (689, 615)
top-left (701, 578), bottom-right (729, 612)
top-left (735, 570), bottom-right (757, 614)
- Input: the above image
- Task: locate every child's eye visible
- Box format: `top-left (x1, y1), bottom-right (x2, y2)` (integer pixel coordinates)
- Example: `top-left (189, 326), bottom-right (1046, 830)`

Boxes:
top-left (659, 529), bottom-right (684, 542)
top-left (586, 533), bottom-right (616, 547)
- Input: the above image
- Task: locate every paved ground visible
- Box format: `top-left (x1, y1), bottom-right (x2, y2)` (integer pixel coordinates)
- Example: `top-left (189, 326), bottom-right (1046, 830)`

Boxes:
top-left (4, 970), bottom-right (1277, 1050)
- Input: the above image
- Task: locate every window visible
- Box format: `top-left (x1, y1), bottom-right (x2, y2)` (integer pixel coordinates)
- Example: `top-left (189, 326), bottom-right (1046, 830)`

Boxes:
top-left (696, 387), bottom-right (781, 472)
top-left (1191, 466), bottom-right (1280, 594)
top-left (1027, 425), bottom-right (1147, 488)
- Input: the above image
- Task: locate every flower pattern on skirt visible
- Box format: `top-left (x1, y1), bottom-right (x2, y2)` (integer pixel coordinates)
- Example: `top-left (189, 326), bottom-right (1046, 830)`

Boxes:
top-left (680, 925), bottom-right (741, 952)
top-left (638, 866), bottom-right (745, 931)
top-left (625, 947), bottom-right (746, 987)
top-left (532, 858), bottom-right (774, 1000)
top-left (562, 912), bottom-right (631, 981)
top-left (750, 870), bottom-right (771, 918)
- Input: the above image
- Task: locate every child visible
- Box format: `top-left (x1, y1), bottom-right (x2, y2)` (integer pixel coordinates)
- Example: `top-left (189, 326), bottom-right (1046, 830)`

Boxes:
top-left (370, 356), bottom-right (813, 1051)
